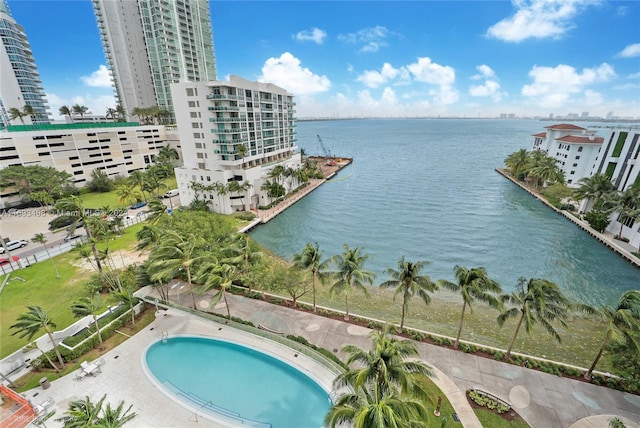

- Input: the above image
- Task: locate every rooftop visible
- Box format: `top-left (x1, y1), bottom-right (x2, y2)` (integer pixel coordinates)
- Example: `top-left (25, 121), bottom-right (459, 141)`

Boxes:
top-left (556, 135), bottom-right (604, 144)
top-left (544, 123), bottom-right (587, 131)
top-left (1, 122), bottom-right (142, 133)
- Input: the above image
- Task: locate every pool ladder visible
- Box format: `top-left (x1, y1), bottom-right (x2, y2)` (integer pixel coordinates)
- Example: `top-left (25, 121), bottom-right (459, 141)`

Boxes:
top-left (161, 331), bottom-right (168, 343)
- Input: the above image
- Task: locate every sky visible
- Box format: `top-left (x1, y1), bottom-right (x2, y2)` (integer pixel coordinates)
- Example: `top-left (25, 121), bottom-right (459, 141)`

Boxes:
top-left (6, 0), bottom-right (640, 120)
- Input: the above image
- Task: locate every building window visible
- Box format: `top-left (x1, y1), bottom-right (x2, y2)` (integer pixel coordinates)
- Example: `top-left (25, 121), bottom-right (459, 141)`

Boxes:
top-left (192, 122), bottom-right (199, 129)
top-left (570, 171), bottom-right (575, 175)
top-left (573, 163), bottom-right (578, 167)
top-left (577, 146), bottom-right (583, 152)
top-left (188, 101), bottom-right (196, 107)
top-left (575, 156), bottom-right (580, 160)
top-left (186, 88), bottom-right (194, 96)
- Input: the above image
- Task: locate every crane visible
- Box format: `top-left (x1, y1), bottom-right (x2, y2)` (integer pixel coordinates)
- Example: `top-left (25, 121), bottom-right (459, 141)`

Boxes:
top-left (317, 134), bottom-right (336, 166)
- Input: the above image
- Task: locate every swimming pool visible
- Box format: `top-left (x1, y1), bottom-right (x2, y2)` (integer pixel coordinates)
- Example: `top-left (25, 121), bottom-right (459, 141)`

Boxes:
top-left (144, 336), bottom-right (331, 428)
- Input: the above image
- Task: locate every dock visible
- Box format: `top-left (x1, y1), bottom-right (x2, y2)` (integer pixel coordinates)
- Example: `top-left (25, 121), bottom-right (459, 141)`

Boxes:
top-left (496, 168), bottom-right (640, 269)
top-left (252, 157), bottom-right (353, 225)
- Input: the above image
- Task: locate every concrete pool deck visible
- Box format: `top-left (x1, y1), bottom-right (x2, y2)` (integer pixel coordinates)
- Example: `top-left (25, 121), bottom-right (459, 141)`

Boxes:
top-left (16, 291), bottom-right (640, 428)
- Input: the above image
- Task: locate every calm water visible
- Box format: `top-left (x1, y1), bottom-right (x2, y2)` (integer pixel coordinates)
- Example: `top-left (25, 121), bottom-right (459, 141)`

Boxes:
top-left (145, 336), bottom-right (330, 428)
top-left (251, 119), bottom-right (639, 306)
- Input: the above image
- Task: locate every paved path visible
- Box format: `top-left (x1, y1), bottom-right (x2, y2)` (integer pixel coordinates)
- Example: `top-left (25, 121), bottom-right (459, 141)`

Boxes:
top-left (206, 292), bottom-right (640, 428)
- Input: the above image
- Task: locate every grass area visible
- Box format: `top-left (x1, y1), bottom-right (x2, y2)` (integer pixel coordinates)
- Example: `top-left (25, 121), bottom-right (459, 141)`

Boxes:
top-left (78, 177), bottom-right (178, 209)
top-left (422, 379), bottom-right (462, 427)
top-left (474, 407), bottom-right (530, 428)
top-left (14, 308), bottom-right (155, 392)
top-left (0, 223), bottom-right (144, 358)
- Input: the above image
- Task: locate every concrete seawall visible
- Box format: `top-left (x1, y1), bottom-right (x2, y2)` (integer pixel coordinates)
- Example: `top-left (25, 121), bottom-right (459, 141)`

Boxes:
top-left (496, 168), bottom-right (640, 269)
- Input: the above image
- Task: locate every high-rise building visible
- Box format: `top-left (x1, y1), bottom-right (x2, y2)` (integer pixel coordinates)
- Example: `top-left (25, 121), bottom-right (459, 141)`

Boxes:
top-left (170, 76), bottom-right (300, 214)
top-left (0, 0), bottom-right (50, 127)
top-left (92, 0), bottom-right (217, 122)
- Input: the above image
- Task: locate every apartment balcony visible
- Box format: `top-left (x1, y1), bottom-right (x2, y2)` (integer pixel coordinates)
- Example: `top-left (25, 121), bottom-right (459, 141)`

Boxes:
top-left (209, 117), bottom-right (244, 123)
top-left (207, 106), bottom-right (239, 112)
top-left (206, 94), bottom-right (240, 100)
top-left (212, 138), bottom-right (245, 144)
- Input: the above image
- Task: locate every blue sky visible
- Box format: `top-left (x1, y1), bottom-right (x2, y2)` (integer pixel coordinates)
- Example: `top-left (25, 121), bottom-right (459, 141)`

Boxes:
top-left (7, 0), bottom-right (640, 119)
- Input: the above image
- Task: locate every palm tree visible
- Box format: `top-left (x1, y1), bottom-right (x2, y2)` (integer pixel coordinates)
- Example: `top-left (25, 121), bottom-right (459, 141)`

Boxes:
top-left (70, 296), bottom-right (104, 346)
top-left (55, 196), bottom-right (104, 272)
top-left (327, 244), bottom-right (375, 320)
top-left (223, 233), bottom-right (261, 289)
top-left (128, 170), bottom-right (147, 200)
top-left (23, 104), bottom-right (36, 122)
top-left (23, 341), bottom-right (60, 373)
top-left (498, 277), bottom-right (571, 361)
top-left (573, 173), bottom-right (616, 211)
top-left (72, 104), bottom-right (89, 119)
top-left (105, 107), bottom-right (117, 121)
top-left (116, 183), bottom-right (141, 206)
top-left (584, 290), bottom-right (640, 380)
top-left (504, 149), bottom-right (530, 179)
top-left (148, 231), bottom-right (204, 309)
top-left (195, 260), bottom-right (235, 318)
top-left (380, 257), bottom-right (437, 331)
top-left (145, 198), bottom-right (169, 225)
top-left (437, 265), bottom-right (502, 348)
top-left (528, 154), bottom-right (564, 187)
top-left (236, 143), bottom-right (247, 168)
top-left (59, 105), bottom-right (73, 122)
top-left (268, 164), bottom-right (285, 185)
top-left (328, 326), bottom-right (433, 428)
top-left (115, 104), bottom-right (127, 122)
top-left (135, 224), bottom-right (162, 251)
top-left (7, 107), bottom-right (27, 124)
top-left (111, 286), bottom-right (138, 326)
top-left (57, 394), bottom-right (137, 428)
top-left (32, 233), bottom-right (59, 279)
top-left (608, 187), bottom-right (640, 239)
top-left (292, 242), bottom-right (327, 312)
top-left (10, 306), bottom-right (65, 369)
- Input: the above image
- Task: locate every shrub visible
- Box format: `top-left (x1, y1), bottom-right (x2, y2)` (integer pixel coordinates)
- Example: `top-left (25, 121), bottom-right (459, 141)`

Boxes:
top-left (468, 390), bottom-right (510, 414)
top-left (410, 331), bottom-right (425, 342)
top-left (234, 212), bottom-right (255, 221)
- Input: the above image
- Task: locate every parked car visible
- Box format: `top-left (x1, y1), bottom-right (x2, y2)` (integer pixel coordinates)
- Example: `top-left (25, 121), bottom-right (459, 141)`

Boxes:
top-left (0, 256), bottom-right (19, 266)
top-left (64, 234), bottom-right (82, 242)
top-left (49, 216), bottom-right (82, 231)
top-left (130, 201), bottom-right (148, 210)
top-left (163, 189), bottom-right (179, 198)
top-left (0, 239), bottom-right (28, 254)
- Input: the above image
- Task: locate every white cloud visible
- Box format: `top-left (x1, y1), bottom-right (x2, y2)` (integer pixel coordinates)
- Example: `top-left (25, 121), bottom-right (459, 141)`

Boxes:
top-left (469, 80), bottom-right (501, 98)
top-left (338, 26), bottom-right (394, 53)
top-left (80, 65), bottom-right (113, 87)
top-left (486, 0), bottom-right (597, 43)
top-left (258, 52), bottom-right (331, 96)
top-left (521, 63), bottom-right (616, 108)
top-left (356, 63), bottom-right (403, 88)
top-left (406, 57), bottom-right (455, 86)
top-left (293, 28), bottom-right (327, 44)
top-left (471, 64), bottom-right (496, 80)
top-left (616, 43), bottom-right (640, 58)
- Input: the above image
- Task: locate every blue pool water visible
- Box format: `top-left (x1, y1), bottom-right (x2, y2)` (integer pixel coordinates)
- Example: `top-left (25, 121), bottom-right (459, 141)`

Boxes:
top-left (144, 336), bottom-right (331, 428)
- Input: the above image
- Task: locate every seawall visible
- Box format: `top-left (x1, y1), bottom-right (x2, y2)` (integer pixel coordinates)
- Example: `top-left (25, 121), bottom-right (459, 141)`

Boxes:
top-left (496, 168), bottom-right (640, 269)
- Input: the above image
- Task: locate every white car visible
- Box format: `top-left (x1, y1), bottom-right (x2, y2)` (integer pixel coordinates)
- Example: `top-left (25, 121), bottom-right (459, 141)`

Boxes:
top-left (0, 239), bottom-right (28, 253)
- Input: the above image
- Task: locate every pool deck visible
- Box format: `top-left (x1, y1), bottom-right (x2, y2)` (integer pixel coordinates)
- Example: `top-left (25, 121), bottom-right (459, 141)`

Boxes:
top-left (18, 289), bottom-right (640, 428)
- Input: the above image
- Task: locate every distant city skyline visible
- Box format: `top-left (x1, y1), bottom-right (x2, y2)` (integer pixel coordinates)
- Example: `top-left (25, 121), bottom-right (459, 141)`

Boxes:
top-left (6, 0), bottom-right (640, 120)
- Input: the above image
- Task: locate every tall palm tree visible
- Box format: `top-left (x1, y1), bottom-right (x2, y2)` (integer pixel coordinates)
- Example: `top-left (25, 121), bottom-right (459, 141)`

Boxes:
top-left (23, 104), bottom-right (36, 122)
top-left (135, 224), bottom-right (162, 251)
top-left (437, 265), bottom-right (502, 348)
top-left (528, 154), bottom-right (564, 187)
top-left (498, 277), bottom-right (571, 361)
top-left (584, 290), bottom-right (640, 380)
top-left (59, 105), bottom-right (73, 122)
top-left (223, 233), bottom-right (261, 289)
top-left (236, 143), bottom-right (247, 168)
top-left (116, 183), bottom-right (141, 206)
top-left (99, 398), bottom-right (138, 428)
top-left (32, 232), bottom-right (59, 279)
top-left (128, 170), bottom-right (147, 200)
top-left (504, 149), bottom-right (530, 179)
top-left (292, 242), bottom-right (327, 312)
top-left (10, 306), bottom-right (65, 369)
top-left (72, 104), bottom-right (89, 119)
top-left (145, 198), bottom-right (169, 225)
top-left (380, 257), bottom-right (437, 331)
top-left (328, 326), bottom-right (433, 428)
top-left (115, 104), bottom-right (127, 122)
top-left (55, 195), bottom-right (104, 272)
top-left (268, 164), bottom-right (285, 185)
top-left (327, 244), bottom-right (375, 320)
top-left (24, 341), bottom-right (60, 373)
top-left (70, 296), bottom-right (104, 346)
top-left (195, 260), bottom-right (235, 318)
top-left (105, 107), bottom-right (117, 121)
top-left (148, 231), bottom-right (204, 309)
top-left (608, 187), bottom-right (640, 239)
top-left (573, 173), bottom-right (616, 211)
top-left (7, 107), bottom-right (27, 124)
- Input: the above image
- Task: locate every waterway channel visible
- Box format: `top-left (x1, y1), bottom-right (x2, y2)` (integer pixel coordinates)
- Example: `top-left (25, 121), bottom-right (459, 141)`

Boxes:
top-left (250, 119), bottom-right (639, 306)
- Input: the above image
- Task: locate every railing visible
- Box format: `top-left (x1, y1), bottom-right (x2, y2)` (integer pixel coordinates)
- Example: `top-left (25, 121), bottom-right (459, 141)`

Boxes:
top-left (162, 380), bottom-right (271, 427)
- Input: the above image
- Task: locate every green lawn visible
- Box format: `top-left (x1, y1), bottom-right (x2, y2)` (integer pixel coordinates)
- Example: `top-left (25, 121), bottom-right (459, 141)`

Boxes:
top-left (78, 177), bottom-right (177, 209)
top-left (0, 223), bottom-right (143, 358)
top-left (474, 408), bottom-right (530, 428)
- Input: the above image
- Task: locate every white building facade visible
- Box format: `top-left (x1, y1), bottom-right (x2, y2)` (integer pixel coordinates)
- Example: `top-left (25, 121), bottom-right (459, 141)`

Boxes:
top-left (92, 0), bottom-right (217, 122)
top-left (0, 0), bottom-right (50, 127)
top-left (531, 124), bottom-right (640, 249)
top-left (0, 122), bottom-right (179, 208)
top-left (171, 76), bottom-right (300, 214)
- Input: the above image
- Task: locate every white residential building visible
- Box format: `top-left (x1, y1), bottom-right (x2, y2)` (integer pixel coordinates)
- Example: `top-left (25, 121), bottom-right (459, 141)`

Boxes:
top-left (92, 0), bottom-right (217, 122)
top-left (171, 76), bottom-right (300, 214)
top-left (0, 0), bottom-right (50, 127)
top-left (0, 122), bottom-right (179, 208)
top-left (532, 123), bottom-right (603, 187)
